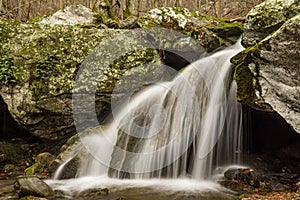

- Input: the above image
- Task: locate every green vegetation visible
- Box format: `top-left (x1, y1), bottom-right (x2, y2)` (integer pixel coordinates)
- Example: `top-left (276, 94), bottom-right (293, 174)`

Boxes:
top-left (0, 21), bottom-right (114, 98)
top-left (231, 44), bottom-right (261, 103)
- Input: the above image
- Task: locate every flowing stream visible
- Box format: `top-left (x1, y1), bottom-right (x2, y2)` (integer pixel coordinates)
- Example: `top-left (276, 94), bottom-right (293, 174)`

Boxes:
top-left (48, 39), bottom-right (245, 199)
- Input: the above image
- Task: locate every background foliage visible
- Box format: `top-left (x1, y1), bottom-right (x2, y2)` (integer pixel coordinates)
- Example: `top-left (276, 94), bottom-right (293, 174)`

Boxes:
top-left (0, 0), bottom-right (264, 21)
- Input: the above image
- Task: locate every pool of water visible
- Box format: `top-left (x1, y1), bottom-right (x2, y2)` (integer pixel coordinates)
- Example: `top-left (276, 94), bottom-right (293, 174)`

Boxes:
top-left (46, 176), bottom-right (236, 200)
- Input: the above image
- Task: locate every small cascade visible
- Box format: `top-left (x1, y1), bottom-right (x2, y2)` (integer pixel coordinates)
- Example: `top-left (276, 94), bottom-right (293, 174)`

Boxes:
top-left (56, 40), bottom-right (244, 180)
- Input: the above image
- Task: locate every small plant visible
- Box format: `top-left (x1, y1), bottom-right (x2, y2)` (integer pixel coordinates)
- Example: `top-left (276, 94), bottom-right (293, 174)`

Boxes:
top-left (0, 55), bottom-right (17, 85)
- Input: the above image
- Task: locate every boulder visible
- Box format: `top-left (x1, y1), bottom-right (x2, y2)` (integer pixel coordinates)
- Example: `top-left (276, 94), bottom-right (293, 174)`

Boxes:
top-left (138, 7), bottom-right (243, 52)
top-left (14, 176), bottom-right (54, 198)
top-left (38, 4), bottom-right (96, 25)
top-left (220, 167), bottom-right (260, 192)
top-left (24, 152), bottom-right (57, 178)
top-left (232, 14), bottom-right (300, 134)
top-left (242, 0), bottom-right (300, 47)
top-left (54, 126), bottom-right (110, 179)
top-left (0, 21), bottom-right (163, 140)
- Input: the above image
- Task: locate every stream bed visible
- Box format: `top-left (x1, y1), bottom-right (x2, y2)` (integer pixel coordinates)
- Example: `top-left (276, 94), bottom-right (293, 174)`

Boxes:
top-left (46, 176), bottom-right (235, 200)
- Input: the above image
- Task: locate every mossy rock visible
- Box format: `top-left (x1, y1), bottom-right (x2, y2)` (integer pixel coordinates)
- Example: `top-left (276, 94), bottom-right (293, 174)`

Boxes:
top-left (0, 21), bottom-right (163, 140)
top-left (25, 163), bottom-right (42, 176)
top-left (14, 176), bottom-right (54, 198)
top-left (242, 0), bottom-right (300, 47)
top-left (231, 44), bottom-right (262, 104)
top-left (138, 7), bottom-right (243, 52)
top-left (24, 152), bottom-right (57, 178)
top-left (232, 14), bottom-right (300, 134)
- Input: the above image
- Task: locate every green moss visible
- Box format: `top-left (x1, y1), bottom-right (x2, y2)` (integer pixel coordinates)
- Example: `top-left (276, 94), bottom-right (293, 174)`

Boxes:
top-left (103, 0), bottom-right (119, 21)
top-left (231, 44), bottom-right (261, 103)
top-left (238, 194), bottom-right (249, 200)
top-left (123, 0), bottom-right (132, 19)
top-left (0, 22), bottom-right (115, 97)
top-left (0, 55), bottom-right (17, 85)
top-left (27, 15), bottom-right (48, 24)
top-left (246, 0), bottom-right (300, 32)
top-left (24, 163), bottom-right (42, 176)
top-left (204, 21), bottom-right (243, 38)
top-left (94, 13), bottom-right (105, 24)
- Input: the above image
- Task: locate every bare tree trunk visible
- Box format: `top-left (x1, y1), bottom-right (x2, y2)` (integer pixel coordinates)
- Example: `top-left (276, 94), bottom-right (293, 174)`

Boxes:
top-left (26, 1), bottom-right (31, 20)
top-left (17, 0), bottom-right (22, 19)
top-left (137, 0), bottom-right (141, 16)
top-left (59, 0), bottom-right (63, 9)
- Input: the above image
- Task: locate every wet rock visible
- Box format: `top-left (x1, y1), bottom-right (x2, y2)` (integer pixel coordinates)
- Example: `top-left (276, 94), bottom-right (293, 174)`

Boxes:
top-left (242, 0), bottom-right (300, 47)
top-left (224, 167), bottom-right (240, 180)
top-left (25, 152), bottom-right (58, 178)
top-left (14, 176), bottom-right (54, 198)
top-left (39, 5), bottom-right (96, 25)
top-left (232, 14), bottom-right (300, 134)
top-left (270, 182), bottom-right (288, 191)
top-left (3, 164), bottom-right (15, 173)
top-left (75, 188), bottom-right (109, 199)
top-left (222, 167), bottom-right (260, 189)
top-left (54, 126), bottom-right (108, 179)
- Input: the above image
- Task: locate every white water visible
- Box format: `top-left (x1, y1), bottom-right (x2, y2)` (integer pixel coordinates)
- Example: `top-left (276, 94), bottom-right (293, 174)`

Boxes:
top-left (55, 40), bottom-right (244, 183)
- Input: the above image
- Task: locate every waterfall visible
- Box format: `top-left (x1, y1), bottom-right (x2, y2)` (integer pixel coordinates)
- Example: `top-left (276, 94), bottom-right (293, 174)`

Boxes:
top-left (56, 39), bottom-right (244, 181)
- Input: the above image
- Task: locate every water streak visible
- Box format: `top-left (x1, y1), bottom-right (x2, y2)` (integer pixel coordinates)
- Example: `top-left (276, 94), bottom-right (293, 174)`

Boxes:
top-left (56, 39), bottom-right (244, 181)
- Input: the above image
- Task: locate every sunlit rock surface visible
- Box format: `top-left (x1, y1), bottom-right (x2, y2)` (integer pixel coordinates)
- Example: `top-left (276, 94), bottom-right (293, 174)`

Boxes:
top-left (14, 176), bottom-right (54, 198)
top-left (39, 4), bottom-right (96, 25)
top-left (138, 7), bottom-right (243, 51)
top-left (242, 0), bottom-right (300, 47)
top-left (233, 14), bottom-right (300, 134)
top-left (0, 21), bottom-right (163, 140)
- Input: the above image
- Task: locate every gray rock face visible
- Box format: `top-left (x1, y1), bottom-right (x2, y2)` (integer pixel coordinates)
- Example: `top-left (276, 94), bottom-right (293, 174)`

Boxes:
top-left (14, 176), bottom-right (54, 198)
top-left (0, 22), bottom-right (163, 140)
top-left (257, 15), bottom-right (300, 133)
top-left (242, 0), bottom-right (300, 47)
top-left (39, 5), bottom-right (96, 25)
top-left (233, 14), bottom-right (300, 134)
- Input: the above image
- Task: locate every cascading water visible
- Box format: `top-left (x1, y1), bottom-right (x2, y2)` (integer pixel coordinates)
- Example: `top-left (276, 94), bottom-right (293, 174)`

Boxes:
top-left (54, 39), bottom-right (244, 182)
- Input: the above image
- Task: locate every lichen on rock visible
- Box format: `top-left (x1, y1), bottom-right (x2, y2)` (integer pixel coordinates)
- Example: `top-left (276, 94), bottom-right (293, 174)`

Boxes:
top-left (38, 4), bottom-right (96, 25)
top-left (242, 0), bottom-right (300, 47)
top-left (138, 7), bottom-right (243, 52)
top-left (233, 14), bottom-right (300, 134)
top-left (0, 20), bottom-right (163, 140)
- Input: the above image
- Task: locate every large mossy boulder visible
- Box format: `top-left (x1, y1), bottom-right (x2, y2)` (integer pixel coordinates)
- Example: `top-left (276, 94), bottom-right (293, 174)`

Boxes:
top-left (242, 0), bottom-right (300, 47)
top-left (232, 14), bottom-right (300, 134)
top-left (0, 21), bottom-right (163, 140)
top-left (0, 6), bottom-right (244, 141)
